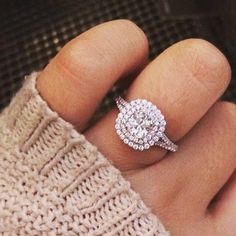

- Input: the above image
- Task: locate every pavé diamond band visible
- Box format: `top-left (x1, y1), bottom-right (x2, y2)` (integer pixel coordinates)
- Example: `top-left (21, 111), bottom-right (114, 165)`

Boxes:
top-left (115, 97), bottom-right (178, 152)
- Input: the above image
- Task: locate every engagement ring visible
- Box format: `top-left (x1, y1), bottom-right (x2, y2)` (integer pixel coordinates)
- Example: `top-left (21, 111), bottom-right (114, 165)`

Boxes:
top-left (115, 97), bottom-right (178, 152)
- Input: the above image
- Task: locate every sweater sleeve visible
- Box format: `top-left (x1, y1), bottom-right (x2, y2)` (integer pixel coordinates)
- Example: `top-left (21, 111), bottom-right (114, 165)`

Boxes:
top-left (0, 72), bottom-right (169, 236)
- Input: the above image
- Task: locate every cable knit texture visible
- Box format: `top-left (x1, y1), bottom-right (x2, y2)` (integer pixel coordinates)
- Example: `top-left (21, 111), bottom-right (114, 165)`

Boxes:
top-left (0, 72), bottom-right (169, 236)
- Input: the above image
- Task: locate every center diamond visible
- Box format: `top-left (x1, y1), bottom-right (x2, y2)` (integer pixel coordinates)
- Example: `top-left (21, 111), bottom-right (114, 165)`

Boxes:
top-left (129, 112), bottom-right (153, 138)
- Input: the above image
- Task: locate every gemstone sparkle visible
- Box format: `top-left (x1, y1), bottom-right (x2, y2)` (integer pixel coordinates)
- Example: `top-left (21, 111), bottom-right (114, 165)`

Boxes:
top-left (115, 99), bottom-right (166, 150)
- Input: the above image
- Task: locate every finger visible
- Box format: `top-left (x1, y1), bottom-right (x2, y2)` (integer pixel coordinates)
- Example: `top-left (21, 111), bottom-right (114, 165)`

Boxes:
top-left (85, 39), bottom-right (230, 171)
top-left (37, 20), bottom-right (148, 130)
top-left (210, 170), bottom-right (236, 235)
top-left (150, 102), bottom-right (236, 214)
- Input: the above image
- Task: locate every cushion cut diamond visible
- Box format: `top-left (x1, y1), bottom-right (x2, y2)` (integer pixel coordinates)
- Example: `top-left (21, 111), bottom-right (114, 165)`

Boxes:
top-left (129, 112), bottom-right (153, 138)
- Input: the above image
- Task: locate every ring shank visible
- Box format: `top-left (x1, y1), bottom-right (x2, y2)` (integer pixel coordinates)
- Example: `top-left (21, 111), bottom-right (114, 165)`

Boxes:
top-left (115, 97), bottom-right (128, 110)
top-left (155, 133), bottom-right (178, 152)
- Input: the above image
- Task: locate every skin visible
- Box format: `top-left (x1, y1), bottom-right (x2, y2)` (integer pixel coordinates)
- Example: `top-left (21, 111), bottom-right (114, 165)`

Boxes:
top-left (37, 20), bottom-right (236, 236)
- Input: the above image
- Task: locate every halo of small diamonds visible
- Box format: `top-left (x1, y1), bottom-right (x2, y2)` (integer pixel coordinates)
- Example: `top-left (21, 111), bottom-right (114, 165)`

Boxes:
top-left (115, 99), bottom-right (166, 151)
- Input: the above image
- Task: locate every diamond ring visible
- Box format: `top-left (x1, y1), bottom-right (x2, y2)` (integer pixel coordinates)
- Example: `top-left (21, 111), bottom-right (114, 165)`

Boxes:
top-left (115, 97), bottom-right (178, 152)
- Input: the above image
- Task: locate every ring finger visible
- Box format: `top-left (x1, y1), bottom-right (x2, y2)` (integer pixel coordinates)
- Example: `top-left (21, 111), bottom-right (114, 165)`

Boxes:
top-left (85, 39), bottom-right (230, 171)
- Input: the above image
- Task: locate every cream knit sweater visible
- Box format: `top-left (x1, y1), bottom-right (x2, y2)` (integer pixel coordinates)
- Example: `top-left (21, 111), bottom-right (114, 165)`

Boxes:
top-left (0, 73), bottom-right (169, 236)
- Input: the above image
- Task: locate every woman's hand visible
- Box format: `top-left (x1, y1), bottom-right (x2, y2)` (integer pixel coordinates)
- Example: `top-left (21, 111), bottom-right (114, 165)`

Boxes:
top-left (37, 20), bottom-right (236, 235)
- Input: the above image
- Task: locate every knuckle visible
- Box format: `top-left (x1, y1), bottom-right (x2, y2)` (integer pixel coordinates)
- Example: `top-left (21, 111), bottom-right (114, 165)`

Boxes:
top-left (215, 101), bottom-right (236, 129)
top-left (112, 19), bottom-right (148, 47)
top-left (55, 20), bottom-right (148, 80)
top-left (56, 39), bottom-right (107, 80)
top-left (217, 101), bottom-right (236, 118)
top-left (176, 39), bottom-right (231, 92)
top-left (115, 19), bottom-right (145, 35)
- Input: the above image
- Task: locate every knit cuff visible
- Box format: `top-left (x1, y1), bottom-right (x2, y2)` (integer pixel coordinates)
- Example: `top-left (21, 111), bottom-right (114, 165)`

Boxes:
top-left (0, 72), bottom-right (169, 235)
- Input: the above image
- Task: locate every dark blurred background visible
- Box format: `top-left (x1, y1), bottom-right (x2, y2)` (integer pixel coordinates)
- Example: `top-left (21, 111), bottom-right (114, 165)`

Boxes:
top-left (1, 0), bottom-right (236, 114)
